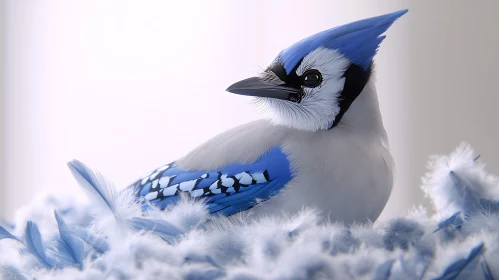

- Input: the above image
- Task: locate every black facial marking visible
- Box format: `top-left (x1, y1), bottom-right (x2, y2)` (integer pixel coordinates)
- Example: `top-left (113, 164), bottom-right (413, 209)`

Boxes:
top-left (266, 58), bottom-right (317, 103)
top-left (267, 59), bottom-right (303, 89)
top-left (268, 58), bottom-right (324, 90)
top-left (266, 59), bottom-right (371, 125)
top-left (330, 64), bottom-right (372, 128)
top-left (266, 61), bottom-right (288, 83)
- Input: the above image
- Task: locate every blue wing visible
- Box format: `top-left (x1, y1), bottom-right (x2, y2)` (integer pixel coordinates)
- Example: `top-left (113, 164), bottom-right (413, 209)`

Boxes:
top-left (131, 147), bottom-right (293, 216)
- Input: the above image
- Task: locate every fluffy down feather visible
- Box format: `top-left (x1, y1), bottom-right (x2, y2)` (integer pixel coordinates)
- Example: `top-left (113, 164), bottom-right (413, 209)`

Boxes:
top-left (0, 143), bottom-right (498, 279)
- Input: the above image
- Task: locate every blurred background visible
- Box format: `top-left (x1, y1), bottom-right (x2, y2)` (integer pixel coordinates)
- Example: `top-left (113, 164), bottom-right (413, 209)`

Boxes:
top-left (1, 0), bottom-right (499, 220)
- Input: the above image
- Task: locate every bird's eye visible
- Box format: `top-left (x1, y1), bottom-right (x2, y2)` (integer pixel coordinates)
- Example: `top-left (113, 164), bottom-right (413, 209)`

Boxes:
top-left (301, 69), bottom-right (322, 88)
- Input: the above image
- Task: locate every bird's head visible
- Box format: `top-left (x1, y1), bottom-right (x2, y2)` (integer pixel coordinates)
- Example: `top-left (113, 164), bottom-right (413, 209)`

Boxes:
top-left (227, 10), bottom-right (407, 131)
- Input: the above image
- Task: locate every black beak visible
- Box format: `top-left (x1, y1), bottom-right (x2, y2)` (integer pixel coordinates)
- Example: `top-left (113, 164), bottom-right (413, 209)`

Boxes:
top-left (226, 77), bottom-right (303, 103)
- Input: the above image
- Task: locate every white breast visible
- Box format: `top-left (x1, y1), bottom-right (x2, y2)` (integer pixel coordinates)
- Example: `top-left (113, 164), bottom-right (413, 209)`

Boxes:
top-left (247, 127), bottom-right (393, 223)
top-left (248, 81), bottom-right (394, 223)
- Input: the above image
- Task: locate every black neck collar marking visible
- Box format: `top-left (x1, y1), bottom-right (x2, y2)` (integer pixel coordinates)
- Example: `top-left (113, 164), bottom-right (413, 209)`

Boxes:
top-left (330, 64), bottom-right (372, 129)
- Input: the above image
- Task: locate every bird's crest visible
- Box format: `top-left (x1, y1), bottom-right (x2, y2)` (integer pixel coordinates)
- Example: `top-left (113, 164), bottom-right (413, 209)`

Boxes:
top-left (279, 9), bottom-right (408, 73)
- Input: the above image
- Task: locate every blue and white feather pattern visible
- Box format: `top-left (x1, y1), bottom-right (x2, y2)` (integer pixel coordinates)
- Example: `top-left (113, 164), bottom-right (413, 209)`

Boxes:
top-left (2, 143), bottom-right (499, 279)
top-left (132, 146), bottom-right (292, 216)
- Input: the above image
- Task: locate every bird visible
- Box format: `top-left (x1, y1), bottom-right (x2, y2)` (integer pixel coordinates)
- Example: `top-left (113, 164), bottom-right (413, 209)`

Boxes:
top-left (130, 10), bottom-right (407, 224)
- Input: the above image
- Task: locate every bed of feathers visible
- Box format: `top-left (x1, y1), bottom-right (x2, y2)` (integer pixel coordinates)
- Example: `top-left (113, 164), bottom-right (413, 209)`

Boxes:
top-left (1, 143), bottom-right (499, 279)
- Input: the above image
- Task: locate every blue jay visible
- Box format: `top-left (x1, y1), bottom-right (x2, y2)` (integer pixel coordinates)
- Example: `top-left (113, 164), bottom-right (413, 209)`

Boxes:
top-left (131, 10), bottom-right (406, 223)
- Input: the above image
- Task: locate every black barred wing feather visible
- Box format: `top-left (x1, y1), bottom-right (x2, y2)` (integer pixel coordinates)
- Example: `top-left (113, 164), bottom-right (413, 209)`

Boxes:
top-left (131, 147), bottom-right (292, 216)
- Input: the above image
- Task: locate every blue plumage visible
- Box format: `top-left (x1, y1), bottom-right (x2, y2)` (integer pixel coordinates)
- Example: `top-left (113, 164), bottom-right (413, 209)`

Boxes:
top-left (68, 159), bottom-right (120, 217)
top-left (0, 224), bottom-right (23, 244)
top-left (71, 227), bottom-right (109, 254)
top-left (435, 211), bottom-right (463, 233)
top-left (383, 218), bottom-right (424, 251)
top-left (24, 221), bottom-right (56, 269)
top-left (476, 199), bottom-right (499, 215)
top-left (53, 211), bottom-right (86, 269)
top-left (133, 147), bottom-right (292, 216)
top-left (10, 9), bottom-right (499, 279)
top-left (481, 260), bottom-right (494, 280)
top-left (434, 243), bottom-right (485, 280)
top-left (373, 259), bottom-right (395, 280)
top-left (0, 265), bottom-right (28, 280)
top-left (68, 161), bottom-right (114, 211)
top-left (127, 217), bottom-right (183, 244)
top-left (279, 9), bottom-right (407, 72)
top-left (434, 211), bottom-right (464, 243)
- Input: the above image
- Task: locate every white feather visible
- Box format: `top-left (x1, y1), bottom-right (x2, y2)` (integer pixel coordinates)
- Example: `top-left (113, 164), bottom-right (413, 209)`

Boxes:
top-left (2, 144), bottom-right (499, 279)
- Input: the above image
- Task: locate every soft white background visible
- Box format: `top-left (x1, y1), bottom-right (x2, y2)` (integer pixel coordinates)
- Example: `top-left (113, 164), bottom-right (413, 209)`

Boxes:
top-left (2, 0), bottom-right (499, 220)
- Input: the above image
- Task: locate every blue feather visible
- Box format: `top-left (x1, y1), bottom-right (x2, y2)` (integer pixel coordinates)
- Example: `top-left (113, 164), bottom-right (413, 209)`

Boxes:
top-left (170, 170), bottom-right (206, 185)
top-left (0, 224), bottom-right (24, 244)
top-left (374, 259), bottom-right (395, 280)
top-left (71, 227), bottom-right (109, 254)
top-left (184, 254), bottom-right (223, 270)
top-left (194, 172), bottom-right (220, 189)
top-left (434, 211), bottom-right (464, 242)
top-left (435, 211), bottom-right (464, 233)
top-left (53, 211), bottom-right (86, 269)
top-left (127, 217), bottom-right (184, 244)
top-left (150, 196), bottom-right (182, 210)
top-left (212, 183), bottom-right (270, 205)
top-left (383, 218), bottom-right (424, 251)
top-left (210, 180), bottom-right (280, 215)
top-left (24, 221), bottom-right (56, 269)
top-left (412, 239), bottom-right (435, 279)
top-left (329, 229), bottom-right (360, 256)
top-left (183, 269), bottom-right (226, 280)
top-left (139, 182), bottom-right (152, 196)
top-left (481, 259), bottom-right (494, 280)
top-left (448, 171), bottom-right (486, 214)
top-left (0, 265), bottom-right (29, 280)
top-left (434, 242), bottom-right (484, 280)
top-left (67, 160), bottom-right (118, 216)
top-left (279, 9), bottom-right (408, 72)
top-left (477, 199), bottom-right (499, 215)
top-left (133, 147), bottom-right (293, 217)
top-left (48, 239), bottom-right (80, 268)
